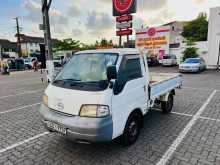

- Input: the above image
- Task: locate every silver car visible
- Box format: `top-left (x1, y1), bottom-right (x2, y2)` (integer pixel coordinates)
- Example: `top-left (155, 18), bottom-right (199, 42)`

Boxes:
top-left (179, 58), bottom-right (206, 73)
top-left (162, 55), bottom-right (177, 66)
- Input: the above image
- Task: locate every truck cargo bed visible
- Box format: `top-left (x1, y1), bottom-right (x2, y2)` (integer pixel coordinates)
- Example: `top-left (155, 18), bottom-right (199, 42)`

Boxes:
top-left (149, 72), bottom-right (182, 100)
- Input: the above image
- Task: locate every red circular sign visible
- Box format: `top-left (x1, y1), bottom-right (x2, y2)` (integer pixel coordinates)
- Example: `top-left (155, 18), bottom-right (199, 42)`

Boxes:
top-left (114, 0), bottom-right (134, 13)
top-left (148, 28), bottom-right (156, 36)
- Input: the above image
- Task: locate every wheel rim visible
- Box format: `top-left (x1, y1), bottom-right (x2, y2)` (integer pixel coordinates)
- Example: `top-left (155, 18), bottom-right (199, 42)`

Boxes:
top-left (128, 120), bottom-right (138, 142)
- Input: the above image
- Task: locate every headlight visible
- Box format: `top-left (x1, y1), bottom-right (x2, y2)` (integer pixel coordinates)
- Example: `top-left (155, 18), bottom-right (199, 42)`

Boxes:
top-left (43, 94), bottom-right (48, 106)
top-left (80, 105), bottom-right (110, 118)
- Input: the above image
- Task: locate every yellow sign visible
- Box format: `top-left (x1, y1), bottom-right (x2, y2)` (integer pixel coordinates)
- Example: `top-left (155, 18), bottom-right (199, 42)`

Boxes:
top-left (136, 26), bottom-right (170, 60)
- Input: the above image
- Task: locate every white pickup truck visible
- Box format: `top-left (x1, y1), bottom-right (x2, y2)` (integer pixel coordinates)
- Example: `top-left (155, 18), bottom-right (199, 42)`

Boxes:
top-left (39, 48), bottom-right (183, 146)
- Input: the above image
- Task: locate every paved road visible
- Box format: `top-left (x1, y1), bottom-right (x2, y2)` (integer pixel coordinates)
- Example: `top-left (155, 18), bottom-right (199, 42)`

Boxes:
top-left (0, 68), bottom-right (220, 165)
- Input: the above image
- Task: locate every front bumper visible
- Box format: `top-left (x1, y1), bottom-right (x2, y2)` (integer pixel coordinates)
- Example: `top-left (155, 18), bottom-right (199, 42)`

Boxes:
top-left (162, 63), bottom-right (172, 66)
top-left (39, 104), bottom-right (113, 143)
top-left (179, 68), bottom-right (199, 72)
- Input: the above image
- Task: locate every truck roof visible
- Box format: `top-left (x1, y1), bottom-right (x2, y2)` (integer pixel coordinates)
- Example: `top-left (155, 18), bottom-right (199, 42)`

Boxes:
top-left (76, 48), bottom-right (140, 56)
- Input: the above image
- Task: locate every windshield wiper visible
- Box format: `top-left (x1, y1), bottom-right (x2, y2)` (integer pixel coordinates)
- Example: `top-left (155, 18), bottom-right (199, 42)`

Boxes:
top-left (53, 79), bottom-right (65, 84)
top-left (53, 78), bottom-right (82, 85)
top-left (62, 78), bottom-right (82, 82)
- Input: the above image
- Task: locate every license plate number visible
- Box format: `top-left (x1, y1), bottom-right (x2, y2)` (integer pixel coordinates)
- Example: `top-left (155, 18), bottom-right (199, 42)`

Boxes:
top-left (46, 121), bottom-right (67, 135)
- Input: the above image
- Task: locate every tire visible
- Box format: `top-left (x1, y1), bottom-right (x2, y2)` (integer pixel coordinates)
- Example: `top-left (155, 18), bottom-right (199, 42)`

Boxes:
top-left (120, 113), bottom-right (141, 146)
top-left (161, 94), bottom-right (174, 114)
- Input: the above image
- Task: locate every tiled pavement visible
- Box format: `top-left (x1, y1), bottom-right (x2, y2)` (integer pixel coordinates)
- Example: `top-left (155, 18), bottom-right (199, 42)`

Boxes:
top-left (0, 68), bottom-right (220, 165)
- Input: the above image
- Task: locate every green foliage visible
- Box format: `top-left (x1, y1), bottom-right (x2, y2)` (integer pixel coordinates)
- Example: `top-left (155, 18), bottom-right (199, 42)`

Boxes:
top-left (183, 47), bottom-right (199, 61)
top-left (53, 38), bottom-right (117, 52)
top-left (186, 39), bottom-right (196, 46)
top-left (95, 38), bottom-right (114, 47)
top-left (182, 12), bottom-right (208, 42)
top-left (53, 38), bottom-right (81, 52)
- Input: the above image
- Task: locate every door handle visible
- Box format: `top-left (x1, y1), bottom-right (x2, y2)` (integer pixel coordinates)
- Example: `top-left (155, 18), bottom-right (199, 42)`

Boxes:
top-left (143, 85), bottom-right (146, 92)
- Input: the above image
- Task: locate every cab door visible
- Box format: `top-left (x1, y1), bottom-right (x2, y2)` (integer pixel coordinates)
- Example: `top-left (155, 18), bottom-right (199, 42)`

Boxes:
top-left (111, 55), bottom-right (147, 138)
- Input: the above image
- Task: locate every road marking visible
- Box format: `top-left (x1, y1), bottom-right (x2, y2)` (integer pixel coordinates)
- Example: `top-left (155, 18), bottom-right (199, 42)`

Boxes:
top-left (152, 108), bottom-right (193, 117)
top-left (154, 108), bottom-right (220, 123)
top-left (171, 111), bottom-right (193, 117)
top-left (0, 90), bottom-right (43, 99)
top-left (156, 90), bottom-right (217, 165)
top-left (0, 132), bottom-right (49, 154)
top-left (200, 116), bottom-right (220, 123)
top-left (0, 103), bottom-right (41, 114)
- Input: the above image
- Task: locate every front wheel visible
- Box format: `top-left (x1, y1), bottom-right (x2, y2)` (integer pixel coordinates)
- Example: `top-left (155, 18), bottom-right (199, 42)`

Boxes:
top-left (161, 94), bottom-right (174, 113)
top-left (120, 113), bottom-right (141, 146)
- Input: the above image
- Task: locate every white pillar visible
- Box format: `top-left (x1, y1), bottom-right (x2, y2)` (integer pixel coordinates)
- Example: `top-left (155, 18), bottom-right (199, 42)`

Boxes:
top-left (207, 7), bottom-right (220, 68)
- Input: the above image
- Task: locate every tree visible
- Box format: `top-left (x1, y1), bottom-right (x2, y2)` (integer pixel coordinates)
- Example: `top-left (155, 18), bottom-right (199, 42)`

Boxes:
top-left (53, 38), bottom-right (81, 52)
top-left (95, 38), bottom-right (114, 48)
top-left (53, 38), bottom-right (117, 52)
top-left (182, 47), bottom-right (199, 61)
top-left (182, 12), bottom-right (208, 42)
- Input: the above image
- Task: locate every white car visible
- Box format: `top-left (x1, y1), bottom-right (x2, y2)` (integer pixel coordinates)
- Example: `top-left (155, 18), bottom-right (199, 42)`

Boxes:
top-left (39, 49), bottom-right (182, 146)
top-left (162, 55), bottom-right (177, 66)
top-left (179, 58), bottom-right (206, 73)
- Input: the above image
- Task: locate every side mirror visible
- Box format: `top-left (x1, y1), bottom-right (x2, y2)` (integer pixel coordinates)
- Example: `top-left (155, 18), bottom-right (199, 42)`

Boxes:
top-left (107, 65), bottom-right (117, 81)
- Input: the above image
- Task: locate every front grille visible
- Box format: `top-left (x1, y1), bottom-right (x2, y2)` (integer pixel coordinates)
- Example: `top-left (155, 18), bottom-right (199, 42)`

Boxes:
top-left (49, 108), bottom-right (75, 117)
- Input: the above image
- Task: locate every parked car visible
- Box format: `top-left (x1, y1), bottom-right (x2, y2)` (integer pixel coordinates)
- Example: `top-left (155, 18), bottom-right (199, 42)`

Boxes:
top-left (39, 48), bottom-right (183, 146)
top-left (179, 58), bottom-right (206, 73)
top-left (15, 58), bottom-right (25, 71)
top-left (24, 57), bottom-right (37, 69)
top-left (147, 56), bottom-right (159, 66)
top-left (162, 54), bottom-right (177, 66)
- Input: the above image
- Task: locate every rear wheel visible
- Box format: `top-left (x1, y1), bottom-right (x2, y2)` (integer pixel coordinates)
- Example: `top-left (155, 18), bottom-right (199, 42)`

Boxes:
top-left (161, 94), bottom-right (174, 113)
top-left (120, 113), bottom-right (141, 146)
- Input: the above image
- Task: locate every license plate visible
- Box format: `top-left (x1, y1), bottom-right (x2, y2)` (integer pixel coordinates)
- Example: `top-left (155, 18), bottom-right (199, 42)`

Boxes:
top-left (46, 121), bottom-right (67, 135)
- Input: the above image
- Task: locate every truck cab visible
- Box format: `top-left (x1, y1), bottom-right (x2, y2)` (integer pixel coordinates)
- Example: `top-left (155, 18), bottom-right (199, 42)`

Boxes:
top-left (39, 48), bottom-right (182, 146)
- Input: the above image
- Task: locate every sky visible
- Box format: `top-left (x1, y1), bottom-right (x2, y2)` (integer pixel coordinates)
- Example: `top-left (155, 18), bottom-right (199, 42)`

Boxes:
top-left (0, 0), bottom-right (220, 44)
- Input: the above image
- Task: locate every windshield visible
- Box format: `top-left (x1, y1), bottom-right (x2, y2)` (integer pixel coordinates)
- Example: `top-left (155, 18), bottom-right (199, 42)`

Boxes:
top-left (163, 55), bottom-right (176, 59)
top-left (54, 53), bottom-right (118, 91)
top-left (184, 59), bottom-right (200, 64)
top-left (25, 59), bottom-right (31, 62)
top-left (163, 56), bottom-right (171, 59)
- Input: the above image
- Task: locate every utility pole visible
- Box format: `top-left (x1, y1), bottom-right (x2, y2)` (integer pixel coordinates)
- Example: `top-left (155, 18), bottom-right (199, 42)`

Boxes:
top-left (119, 36), bottom-right (122, 47)
top-left (14, 17), bottom-right (22, 57)
top-left (41, 0), bottom-right (54, 82)
top-left (0, 45), bottom-right (2, 60)
top-left (0, 45), bottom-right (2, 72)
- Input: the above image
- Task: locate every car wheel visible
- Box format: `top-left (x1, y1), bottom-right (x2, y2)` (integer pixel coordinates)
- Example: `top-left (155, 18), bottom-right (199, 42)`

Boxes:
top-left (161, 94), bottom-right (174, 114)
top-left (120, 113), bottom-right (141, 146)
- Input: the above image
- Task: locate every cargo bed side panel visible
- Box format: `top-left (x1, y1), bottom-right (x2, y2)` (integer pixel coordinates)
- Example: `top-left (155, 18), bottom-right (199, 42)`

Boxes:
top-left (150, 76), bottom-right (182, 100)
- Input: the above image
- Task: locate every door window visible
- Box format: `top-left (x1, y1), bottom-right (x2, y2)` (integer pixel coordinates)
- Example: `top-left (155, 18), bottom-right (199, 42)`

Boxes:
top-left (114, 55), bottom-right (143, 95)
top-left (121, 58), bottom-right (142, 81)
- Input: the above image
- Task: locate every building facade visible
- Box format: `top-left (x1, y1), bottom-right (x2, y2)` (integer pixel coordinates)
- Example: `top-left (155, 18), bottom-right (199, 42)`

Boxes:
top-left (163, 21), bottom-right (187, 45)
top-left (0, 39), bottom-right (18, 58)
top-left (18, 34), bottom-right (58, 57)
top-left (19, 34), bottom-right (45, 57)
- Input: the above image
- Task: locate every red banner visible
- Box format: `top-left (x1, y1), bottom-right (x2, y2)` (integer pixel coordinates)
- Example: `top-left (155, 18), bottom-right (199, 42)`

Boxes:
top-left (116, 29), bottom-right (132, 36)
top-left (116, 15), bottom-right (133, 22)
